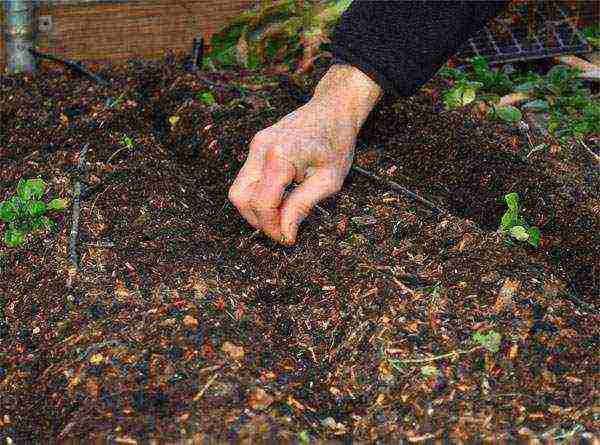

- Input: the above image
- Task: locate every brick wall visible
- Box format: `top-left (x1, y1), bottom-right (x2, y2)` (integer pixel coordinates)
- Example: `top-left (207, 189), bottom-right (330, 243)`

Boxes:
top-left (1, 0), bottom-right (257, 71)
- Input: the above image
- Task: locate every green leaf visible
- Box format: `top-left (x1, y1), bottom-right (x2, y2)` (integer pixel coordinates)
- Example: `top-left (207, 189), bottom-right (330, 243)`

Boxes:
top-left (198, 91), bottom-right (216, 105)
top-left (472, 330), bottom-right (502, 353)
top-left (461, 87), bottom-right (477, 106)
top-left (514, 81), bottom-right (538, 93)
top-left (504, 193), bottom-right (519, 212)
top-left (521, 99), bottom-right (549, 112)
top-left (297, 430), bottom-right (311, 444)
top-left (444, 86), bottom-right (474, 108)
top-left (41, 216), bottom-right (56, 230)
top-left (31, 218), bottom-right (45, 231)
top-left (509, 225), bottom-right (529, 241)
top-left (586, 36), bottom-right (600, 48)
top-left (496, 105), bottom-right (522, 123)
top-left (438, 66), bottom-right (465, 80)
top-left (17, 178), bottom-right (46, 202)
top-left (500, 210), bottom-right (517, 231)
top-left (0, 201), bottom-right (17, 223)
top-left (584, 25), bottom-right (600, 48)
top-left (469, 56), bottom-right (489, 74)
top-left (48, 198), bottom-right (69, 211)
top-left (122, 136), bottom-right (134, 149)
top-left (4, 228), bottom-right (25, 248)
top-left (443, 88), bottom-right (463, 109)
top-left (527, 227), bottom-right (541, 247)
top-left (27, 201), bottom-right (46, 218)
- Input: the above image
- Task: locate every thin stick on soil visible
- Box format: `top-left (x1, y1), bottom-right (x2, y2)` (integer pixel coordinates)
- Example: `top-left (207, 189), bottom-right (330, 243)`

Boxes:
top-left (69, 143), bottom-right (90, 272)
top-left (351, 165), bottom-right (448, 215)
top-left (387, 346), bottom-right (483, 365)
top-left (197, 76), bottom-right (241, 93)
top-left (579, 140), bottom-right (600, 164)
top-left (193, 373), bottom-right (219, 402)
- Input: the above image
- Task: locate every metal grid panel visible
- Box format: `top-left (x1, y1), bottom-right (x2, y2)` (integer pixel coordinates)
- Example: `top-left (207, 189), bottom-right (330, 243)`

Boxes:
top-left (457, 2), bottom-right (594, 64)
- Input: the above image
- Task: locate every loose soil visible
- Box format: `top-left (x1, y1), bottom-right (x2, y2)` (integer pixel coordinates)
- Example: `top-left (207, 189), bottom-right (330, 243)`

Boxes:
top-left (0, 53), bottom-right (598, 443)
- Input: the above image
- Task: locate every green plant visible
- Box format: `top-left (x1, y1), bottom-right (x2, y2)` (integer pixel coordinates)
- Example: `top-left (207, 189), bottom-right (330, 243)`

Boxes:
top-left (443, 79), bottom-right (483, 108)
top-left (385, 329), bottom-right (503, 372)
top-left (0, 178), bottom-right (69, 248)
top-left (440, 56), bottom-right (514, 110)
top-left (583, 24), bottom-right (600, 49)
top-left (297, 430), bottom-right (311, 444)
top-left (121, 135), bottom-right (134, 149)
top-left (197, 91), bottom-right (217, 105)
top-left (469, 56), bottom-right (514, 96)
top-left (439, 57), bottom-right (599, 139)
top-left (472, 330), bottom-right (502, 353)
top-left (492, 104), bottom-right (523, 123)
top-left (541, 64), bottom-right (600, 137)
top-left (499, 192), bottom-right (540, 247)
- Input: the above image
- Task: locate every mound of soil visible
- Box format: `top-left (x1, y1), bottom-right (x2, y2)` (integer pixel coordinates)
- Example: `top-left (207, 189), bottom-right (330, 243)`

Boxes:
top-left (0, 54), bottom-right (598, 443)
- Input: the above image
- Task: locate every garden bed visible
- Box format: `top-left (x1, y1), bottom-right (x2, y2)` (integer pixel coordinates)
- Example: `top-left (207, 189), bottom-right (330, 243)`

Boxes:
top-left (0, 54), bottom-right (598, 443)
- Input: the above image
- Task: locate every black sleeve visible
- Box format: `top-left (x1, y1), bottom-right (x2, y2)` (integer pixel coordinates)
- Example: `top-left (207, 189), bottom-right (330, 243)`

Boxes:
top-left (329, 0), bottom-right (510, 98)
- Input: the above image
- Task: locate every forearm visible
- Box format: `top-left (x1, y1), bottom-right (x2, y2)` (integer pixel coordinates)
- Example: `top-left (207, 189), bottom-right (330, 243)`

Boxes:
top-left (311, 63), bottom-right (383, 134)
top-left (330, 0), bottom-right (509, 98)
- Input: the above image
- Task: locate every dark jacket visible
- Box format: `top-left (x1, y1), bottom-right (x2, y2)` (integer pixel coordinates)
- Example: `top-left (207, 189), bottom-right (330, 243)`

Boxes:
top-left (330, 0), bottom-right (509, 97)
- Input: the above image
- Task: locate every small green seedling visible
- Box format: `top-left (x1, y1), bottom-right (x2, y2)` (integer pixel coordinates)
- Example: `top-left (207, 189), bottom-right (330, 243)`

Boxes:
top-left (121, 135), bottom-right (134, 149)
top-left (197, 91), bottom-right (217, 105)
top-left (472, 330), bottom-right (502, 353)
top-left (0, 178), bottom-right (69, 248)
top-left (499, 192), bottom-right (541, 247)
top-left (583, 24), bottom-right (600, 49)
top-left (297, 430), bottom-right (311, 444)
top-left (443, 79), bottom-right (483, 109)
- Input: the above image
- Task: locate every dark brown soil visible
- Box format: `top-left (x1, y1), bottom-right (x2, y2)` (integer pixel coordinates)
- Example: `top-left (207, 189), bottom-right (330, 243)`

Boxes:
top-left (0, 53), bottom-right (598, 443)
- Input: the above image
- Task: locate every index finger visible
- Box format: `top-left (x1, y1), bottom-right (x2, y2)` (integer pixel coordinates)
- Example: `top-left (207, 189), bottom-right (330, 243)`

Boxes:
top-left (250, 151), bottom-right (296, 242)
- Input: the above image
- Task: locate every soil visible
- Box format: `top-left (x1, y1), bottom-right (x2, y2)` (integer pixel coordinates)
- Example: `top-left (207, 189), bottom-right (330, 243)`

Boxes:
top-left (0, 52), bottom-right (598, 443)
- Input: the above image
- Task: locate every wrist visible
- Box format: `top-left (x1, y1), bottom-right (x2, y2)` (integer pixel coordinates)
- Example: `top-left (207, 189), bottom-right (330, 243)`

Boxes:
top-left (311, 63), bottom-right (383, 133)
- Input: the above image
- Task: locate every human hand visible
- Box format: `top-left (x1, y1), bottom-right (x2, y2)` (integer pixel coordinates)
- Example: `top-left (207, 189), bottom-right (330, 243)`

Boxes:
top-left (228, 99), bottom-right (356, 245)
top-left (228, 64), bottom-right (383, 245)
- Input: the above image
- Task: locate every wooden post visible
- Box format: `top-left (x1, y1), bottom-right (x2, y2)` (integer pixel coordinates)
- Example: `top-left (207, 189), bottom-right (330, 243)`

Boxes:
top-left (3, 0), bottom-right (36, 74)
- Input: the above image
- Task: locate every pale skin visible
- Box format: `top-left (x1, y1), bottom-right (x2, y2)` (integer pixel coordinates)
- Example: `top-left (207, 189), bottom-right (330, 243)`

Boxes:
top-left (228, 64), bottom-right (383, 245)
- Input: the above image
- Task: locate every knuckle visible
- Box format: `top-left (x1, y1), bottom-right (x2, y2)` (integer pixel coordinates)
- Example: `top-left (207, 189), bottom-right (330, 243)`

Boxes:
top-left (295, 202), bottom-right (313, 217)
top-left (250, 130), bottom-right (269, 147)
top-left (333, 178), bottom-right (345, 193)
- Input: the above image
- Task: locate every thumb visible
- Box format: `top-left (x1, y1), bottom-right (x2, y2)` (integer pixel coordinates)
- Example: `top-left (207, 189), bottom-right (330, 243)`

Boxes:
top-left (280, 170), bottom-right (341, 244)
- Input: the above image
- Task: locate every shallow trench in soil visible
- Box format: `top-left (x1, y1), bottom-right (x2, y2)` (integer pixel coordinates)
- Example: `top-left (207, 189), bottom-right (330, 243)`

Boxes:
top-left (352, 94), bottom-right (599, 303)
top-left (105, 56), bottom-right (597, 302)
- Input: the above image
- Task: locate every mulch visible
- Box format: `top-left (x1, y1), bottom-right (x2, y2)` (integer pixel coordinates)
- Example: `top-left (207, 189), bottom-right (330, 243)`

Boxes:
top-left (0, 52), bottom-right (598, 443)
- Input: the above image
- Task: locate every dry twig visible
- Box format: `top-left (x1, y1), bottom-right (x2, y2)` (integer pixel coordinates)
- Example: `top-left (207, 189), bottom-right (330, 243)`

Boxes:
top-left (579, 140), bottom-right (600, 164)
top-left (351, 165), bottom-right (448, 215)
top-left (193, 373), bottom-right (219, 402)
top-left (69, 143), bottom-right (90, 272)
